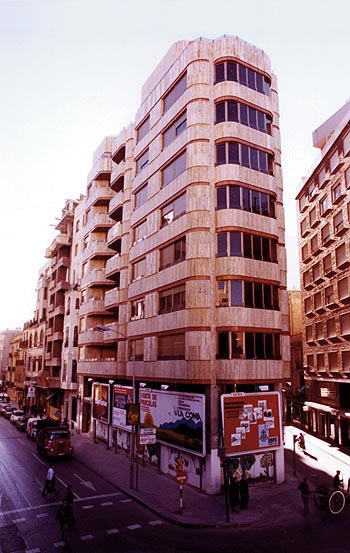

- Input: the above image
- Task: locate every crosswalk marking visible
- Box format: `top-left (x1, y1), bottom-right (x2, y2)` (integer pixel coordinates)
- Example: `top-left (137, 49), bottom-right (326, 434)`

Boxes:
top-left (101, 501), bottom-right (113, 506)
top-left (27, 549), bottom-right (41, 553)
top-left (80, 534), bottom-right (94, 541)
top-left (120, 499), bottom-right (131, 503)
top-left (82, 505), bottom-right (93, 510)
top-left (149, 520), bottom-right (164, 526)
top-left (36, 513), bottom-right (48, 518)
top-left (13, 517), bottom-right (25, 523)
top-left (54, 541), bottom-right (66, 547)
top-left (106, 528), bottom-right (119, 534)
top-left (127, 524), bottom-right (142, 530)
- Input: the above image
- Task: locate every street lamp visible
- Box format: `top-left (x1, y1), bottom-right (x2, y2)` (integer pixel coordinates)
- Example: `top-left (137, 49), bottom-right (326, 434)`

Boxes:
top-left (95, 324), bottom-right (138, 490)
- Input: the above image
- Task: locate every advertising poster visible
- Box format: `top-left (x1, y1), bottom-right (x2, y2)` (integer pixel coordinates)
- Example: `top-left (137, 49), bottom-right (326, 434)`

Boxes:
top-left (92, 383), bottom-right (110, 423)
top-left (140, 389), bottom-right (206, 456)
top-left (221, 392), bottom-right (281, 456)
top-left (112, 385), bottom-right (133, 431)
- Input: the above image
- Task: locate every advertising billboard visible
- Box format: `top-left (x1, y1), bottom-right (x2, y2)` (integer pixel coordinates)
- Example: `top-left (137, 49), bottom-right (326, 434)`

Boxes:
top-left (221, 392), bottom-right (282, 456)
top-left (140, 389), bottom-right (206, 456)
top-left (112, 385), bottom-right (133, 431)
top-left (92, 383), bottom-right (110, 423)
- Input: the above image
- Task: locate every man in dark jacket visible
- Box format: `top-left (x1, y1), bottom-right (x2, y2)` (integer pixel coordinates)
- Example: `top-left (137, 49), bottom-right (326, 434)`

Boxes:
top-left (298, 477), bottom-right (311, 516)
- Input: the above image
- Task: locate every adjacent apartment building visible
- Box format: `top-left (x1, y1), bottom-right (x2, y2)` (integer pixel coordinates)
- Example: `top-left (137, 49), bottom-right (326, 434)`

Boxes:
top-left (296, 101), bottom-right (350, 448)
top-left (12, 36), bottom-right (290, 493)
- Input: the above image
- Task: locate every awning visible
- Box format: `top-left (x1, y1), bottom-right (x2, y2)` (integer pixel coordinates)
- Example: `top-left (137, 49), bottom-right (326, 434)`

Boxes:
top-left (304, 401), bottom-right (338, 415)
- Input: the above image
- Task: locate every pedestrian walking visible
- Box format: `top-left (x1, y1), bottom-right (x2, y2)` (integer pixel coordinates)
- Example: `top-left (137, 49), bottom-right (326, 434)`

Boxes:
top-left (298, 432), bottom-right (306, 451)
top-left (298, 476), bottom-right (311, 516)
top-left (228, 476), bottom-right (240, 512)
top-left (56, 500), bottom-right (71, 542)
top-left (63, 484), bottom-right (75, 521)
top-left (333, 470), bottom-right (343, 489)
top-left (42, 464), bottom-right (58, 497)
top-left (239, 474), bottom-right (249, 510)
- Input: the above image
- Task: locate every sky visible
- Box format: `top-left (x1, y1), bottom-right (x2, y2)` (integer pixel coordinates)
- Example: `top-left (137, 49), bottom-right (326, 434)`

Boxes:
top-left (1, 0), bottom-right (350, 329)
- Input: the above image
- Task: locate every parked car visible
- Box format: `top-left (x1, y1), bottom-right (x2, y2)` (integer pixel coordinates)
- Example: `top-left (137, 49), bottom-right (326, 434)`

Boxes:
top-left (0, 402), bottom-right (8, 414)
top-left (16, 415), bottom-right (30, 432)
top-left (3, 406), bottom-right (16, 419)
top-left (26, 417), bottom-right (42, 439)
top-left (10, 409), bottom-right (24, 425)
top-left (0, 393), bottom-right (9, 403)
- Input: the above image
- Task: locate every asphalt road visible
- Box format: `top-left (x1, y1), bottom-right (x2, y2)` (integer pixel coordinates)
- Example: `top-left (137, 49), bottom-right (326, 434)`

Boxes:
top-left (0, 416), bottom-right (349, 553)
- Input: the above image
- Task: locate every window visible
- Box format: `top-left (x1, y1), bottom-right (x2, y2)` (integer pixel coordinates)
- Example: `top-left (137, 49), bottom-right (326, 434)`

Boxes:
top-left (137, 116), bottom-right (150, 143)
top-left (131, 298), bottom-right (145, 320)
top-left (71, 360), bottom-right (77, 383)
top-left (73, 326), bottom-right (78, 347)
top-left (309, 206), bottom-right (318, 227)
top-left (217, 331), bottom-right (243, 359)
top-left (134, 183), bottom-right (148, 209)
top-left (135, 149), bottom-right (149, 175)
top-left (217, 280), bottom-right (279, 309)
top-left (158, 333), bottom-right (185, 360)
top-left (215, 141), bottom-right (273, 175)
top-left (321, 223), bottom-right (331, 244)
top-left (315, 322), bottom-right (324, 341)
top-left (133, 338), bottom-right (144, 361)
top-left (132, 257), bottom-right (146, 280)
top-left (162, 151), bottom-right (186, 187)
top-left (163, 111), bottom-right (187, 148)
top-left (333, 210), bottom-right (344, 234)
top-left (306, 325), bottom-right (313, 343)
top-left (319, 195), bottom-right (330, 215)
top-left (214, 61), bottom-right (270, 96)
top-left (215, 101), bottom-right (272, 134)
top-left (325, 285), bottom-right (335, 306)
top-left (161, 192), bottom-right (186, 227)
top-left (338, 277), bottom-right (349, 302)
top-left (133, 219), bottom-right (147, 244)
top-left (300, 218), bottom-right (308, 237)
top-left (216, 231), bottom-right (277, 262)
top-left (304, 296), bottom-right (313, 315)
top-left (159, 236), bottom-right (186, 270)
top-left (323, 253), bottom-right (333, 275)
top-left (336, 242), bottom-right (347, 267)
top-left (164, 72), bottom-right (187, 112)
top-left (332, 181), bottom-right (343, 202)
top-left (159, 284), bottom-right (185, 314)
top-left (345, 166), bottom-right (350, 189)
top-left (245, 332), bottom-right (280, 359)
top-left (340, 314), bottom-right (350, 337)
top-left (216, 185), bottom-right (275, 217)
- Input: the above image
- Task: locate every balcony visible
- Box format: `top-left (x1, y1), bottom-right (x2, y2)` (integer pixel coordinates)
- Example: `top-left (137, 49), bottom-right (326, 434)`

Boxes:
top-left (78, 330), bottom-right (105, 346)
top-left (84, 212), bottom-right (113, 235)
top-left (85, 184), bottom-right (114, 209)
top-left (109, 190), bottom-right (125, 216)
top-left (105, 253), bottom-right (128, 276)
top-left (80, 268), bottom-right (114, 288)
top-left (87, 156), bottom-right (113, 184)
top-left (110, 162), bottom-right (126, 188)
top-left (77, 360), bottom-right (118, 377)
top-left (83, 240), bottom-right (114, 260)
top-left (107, 222), bottom-right (128, 245)
top-left (79, 299), bottom-right (110, 316)
top-left (45, 234), bottom-right (71, 258)
top-left (104, 287), bottom-right (128, 310)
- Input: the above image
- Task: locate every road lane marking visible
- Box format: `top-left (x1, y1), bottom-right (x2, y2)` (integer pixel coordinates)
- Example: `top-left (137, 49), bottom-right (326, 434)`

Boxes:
top-left (74, 472), bottom-right (96, 492)
top-left (149, 520), bottom-right (164, 526)
top-left (27, 549), bottom-right (41, 553)
top-left (106, 528), bottom-right (119, 534)
top-left (13, 517), bottom-right (26, 523)
top-left (120, 499), bottom-right (131, 503)
top-left (101, 501), bottom-right (113, 506)
top-left (82, 505), bottom-right (94, 510)
top-left (54, 541), bottom-right (66, 547)
top-left (36, 513), bottom-right (48, 518)
top-left (127, 524), bottom-right (141, 530)
top-left (80, 534), bottom-right (94, 541)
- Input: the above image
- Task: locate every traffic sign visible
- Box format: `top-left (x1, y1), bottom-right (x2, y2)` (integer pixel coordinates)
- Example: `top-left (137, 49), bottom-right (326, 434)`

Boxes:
top-left (175, 471), bottom-right (188, 485)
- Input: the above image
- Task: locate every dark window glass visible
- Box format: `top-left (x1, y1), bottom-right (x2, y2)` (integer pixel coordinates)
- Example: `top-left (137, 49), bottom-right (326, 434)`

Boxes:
top-left (245, 282), bottom-right (254, 307)
top-left (270, 197), bottom-right (276, 218)
top-left (217, 187), bottom-right (227, 210)
top-left (248, 107), bottom-right (257, 129)
top-left (239, 64), bottom-right (247, 85)
top-left (163, 112), bottom-right (187, 148)
top-left (263, 284), bottom-right (272, 309)
top-left (242, 188), bottom-right (251, 212)
top-left (265, 334), bottom-right (273, 358)
top-left (251, 190), bottom-right (260, 214)
top-left (217, 233), bottom-right (227, 257)
top-left (215, 63), bottom-right (225, 83)
top-left (260, 193), bottom-right (269, 216)
top-left (216, 103), bottom-right (226, 123)
top-left (164, 73), bottom-right (187, 112)
top-left (263, 77), bottom-right (271, 96)
top-left (241, 144), bottom-right (250, 167)
top-left (137, 116), bottom-right (150, 143)
top-left (216, 143), bottom-right (226, 165)
top-left (227, 62), bottom-right (237, 81)
top-left (266, 115), bottom-right (272, 134)
top-left (230, 232), bottom-right (242, 256)
top-left (174, 237), bottom-right (186, 262)
top-left (250, 147), bottom-right (259, 171)
top-left (255, 333), bottom-right (264, 359)
top-left (271, 240), bottom-right (277, 262)
top-left (245, 333), bottom-right (254, 359)
top-left (254, 283), bottom-right (263, 308)
top-left (257, 111), bottom-right (266, 132)
top-left (229, 185), bottom-right (241, 209)
top-left (273, 285), bottom-right (279, 309)
top-left (231, 332), bottom-right (243, 357)
top-left (162, 151), bottom-right (186, 187)
top-left (274, 334), bottom-right (281, 358)
top-left (240, 104), bottom-right (248, 126)
top-left (243, 233), bottom-right (252, 258)
top-left (218, 332), bottom-right (229, 359)
top-left (253, 235), bottom-right (262, 260)
top-left (256, 73), bottom-right (264, 93)
top-left (258, 150), bottom-right (268, 173)
top-left (228, 142), bottom-right (239, 164)
top-left (261, 237), bottom-right (270, 261)
top-left (227, 101), bottom-right (239, 122)
top-left (247, 68), bottom-right (256, 89)
top-left (231, 281), bottom-right (243, 306)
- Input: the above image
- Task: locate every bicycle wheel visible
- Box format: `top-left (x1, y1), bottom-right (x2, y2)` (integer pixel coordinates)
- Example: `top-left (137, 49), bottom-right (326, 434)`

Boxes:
top-left (328, 490), bottom-right (346, 515)
top-left (313, 485), bottom-right (329, 510)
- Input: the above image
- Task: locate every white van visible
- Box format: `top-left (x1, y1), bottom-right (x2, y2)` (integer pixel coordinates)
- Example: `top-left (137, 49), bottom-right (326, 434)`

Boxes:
top-left (26, 417), bottom-right (41, 440)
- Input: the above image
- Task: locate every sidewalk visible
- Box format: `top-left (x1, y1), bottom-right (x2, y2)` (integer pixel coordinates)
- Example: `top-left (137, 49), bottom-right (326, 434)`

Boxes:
top-left (70, 424), bottom-right (346, 528)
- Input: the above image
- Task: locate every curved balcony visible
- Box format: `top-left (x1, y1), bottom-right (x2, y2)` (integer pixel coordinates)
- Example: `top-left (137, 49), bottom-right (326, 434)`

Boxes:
top-left (107, 221), bottom-right (128, 244)
top-left (110, 161), bottom-right (126, 187)
top-left (108, 190), bottom-right (125, 216)
top-left (84, 212), bottom-right (114, 235)
top-left (105, 253), bottom-right (128, 276)
top-left (83, 240), bottom-right (114, 261)
top-left (46, 234), bottom-right (71, 258)
top-left (80, 268), bottom-right (114, 289)
top-left (77, 360), bottom-right (118, 377)
top-left (104, 287), bottom-right (128, 310)
top-left (79, 299), bottom-right (110, 316)
top-left (87, 157), bottom-right (113, 185)
top-left (85, 184), bottom-right (115, 209)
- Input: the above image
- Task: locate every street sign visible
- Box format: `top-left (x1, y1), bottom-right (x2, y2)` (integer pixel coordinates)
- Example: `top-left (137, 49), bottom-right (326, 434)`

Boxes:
top-left (175, 471), bottom-right (188, 485)
top-left (139, 427), bottom-right (156, 445)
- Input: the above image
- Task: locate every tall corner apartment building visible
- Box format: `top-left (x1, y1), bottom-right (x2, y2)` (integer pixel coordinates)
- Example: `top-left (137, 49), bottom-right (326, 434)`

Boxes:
top-left (73, 36), bottom-right (290, 492)
top-left (296, 101), bottom-right (350, 448)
